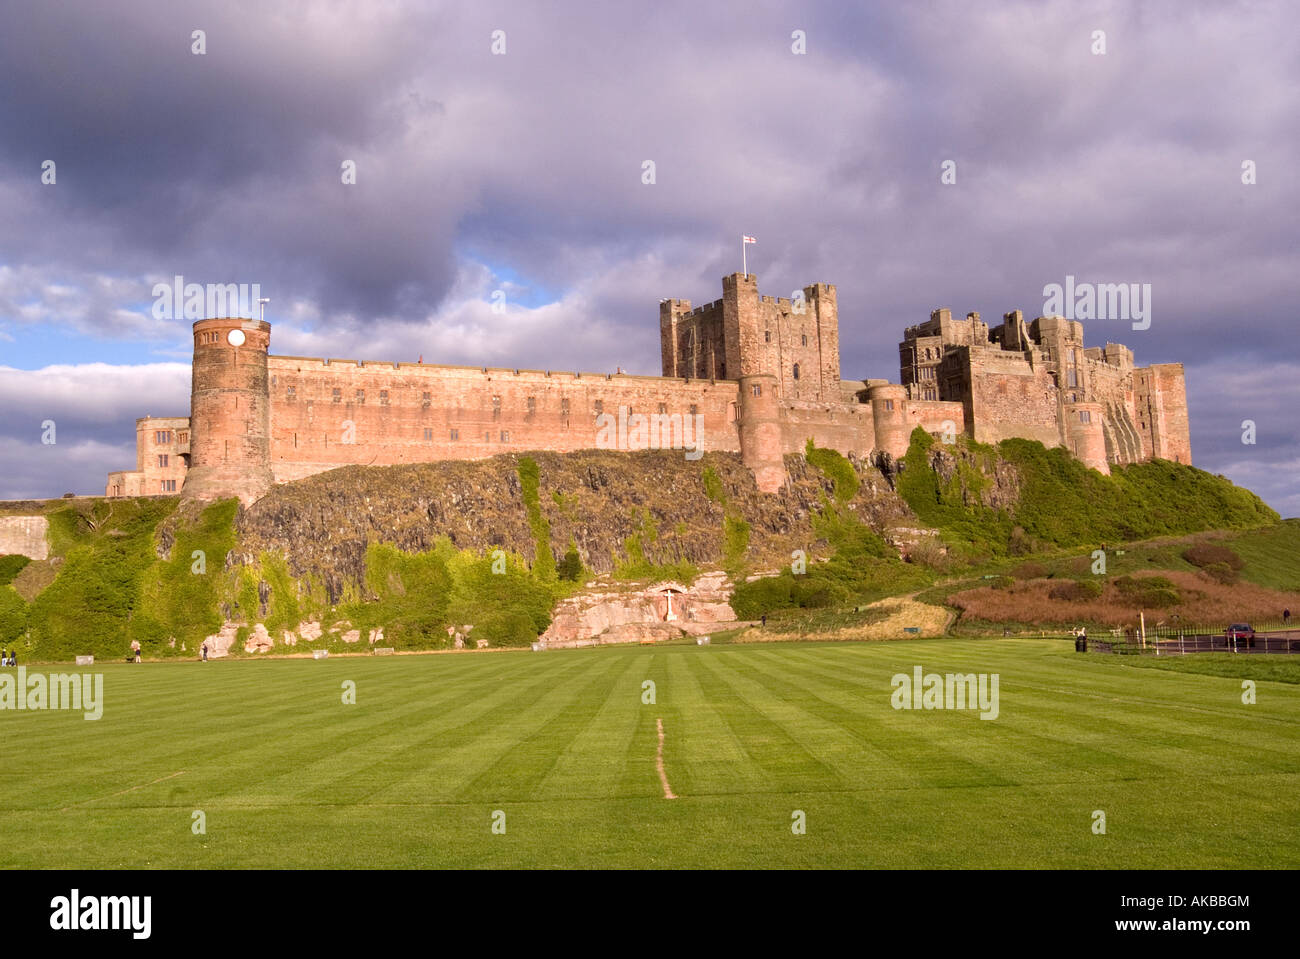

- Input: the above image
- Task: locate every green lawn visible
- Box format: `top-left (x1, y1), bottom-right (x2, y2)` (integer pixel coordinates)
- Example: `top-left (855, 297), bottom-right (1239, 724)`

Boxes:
top-left (2, 638), bottom-right (1297, 868)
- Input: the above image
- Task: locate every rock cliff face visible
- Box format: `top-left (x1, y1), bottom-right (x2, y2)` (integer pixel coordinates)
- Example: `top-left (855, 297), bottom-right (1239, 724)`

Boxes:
top-left (236, 449), bottom-right (915, 598)
top-left (541, 570), bottom-right (745, 647)
top-left (903, 443), bottom-right (1022, 511)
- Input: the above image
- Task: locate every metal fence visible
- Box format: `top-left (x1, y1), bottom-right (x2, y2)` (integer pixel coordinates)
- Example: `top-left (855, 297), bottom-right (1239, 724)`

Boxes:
top-left (1083, 621), bottom-right (1300, 656)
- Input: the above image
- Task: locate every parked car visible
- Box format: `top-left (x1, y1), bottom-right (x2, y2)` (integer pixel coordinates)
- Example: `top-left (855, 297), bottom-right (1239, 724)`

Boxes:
top-left (1226, 623), bottom-right (1256, 649)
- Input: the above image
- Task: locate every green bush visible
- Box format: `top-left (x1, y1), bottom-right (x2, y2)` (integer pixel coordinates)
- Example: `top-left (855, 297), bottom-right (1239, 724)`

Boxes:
top-left (1047, 579), bottom-right (1104, 601)
top-left (557, 544), bottom-right (584, 582)
top-left (1201, 562), bottom-right (1239, 585)
top-left (805, 439), bottom-right (860, 503)
top-left (1113, 575), bottom-right (1181, 608)
top-left (1183, 543), bottom-right (1244, 571)
top-left (0, 585), bottom-right (26, 647)
top-left (0, 555), bottom-right (31, 586)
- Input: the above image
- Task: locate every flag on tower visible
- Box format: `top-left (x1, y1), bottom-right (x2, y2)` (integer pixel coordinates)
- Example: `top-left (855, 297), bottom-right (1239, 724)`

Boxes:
top-left (741, 235), bottom-right (756, 275)
top-left (743, 235), bottom-right (756, 244)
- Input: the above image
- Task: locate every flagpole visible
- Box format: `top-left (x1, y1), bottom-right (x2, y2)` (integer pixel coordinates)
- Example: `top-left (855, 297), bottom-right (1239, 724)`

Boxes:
top-left (742, 236), bottom-right (747, 277)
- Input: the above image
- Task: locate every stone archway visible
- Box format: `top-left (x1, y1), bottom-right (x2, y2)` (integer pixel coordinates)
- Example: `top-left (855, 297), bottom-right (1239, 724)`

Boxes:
top-left (647, 582), bottom-right (689, 622)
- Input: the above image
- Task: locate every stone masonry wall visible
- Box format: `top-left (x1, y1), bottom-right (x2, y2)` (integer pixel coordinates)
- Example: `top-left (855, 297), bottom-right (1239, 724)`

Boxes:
top-left (266, 358), bottom-right (743, 484)
top-left (0, 516), bottom-right (49, 560)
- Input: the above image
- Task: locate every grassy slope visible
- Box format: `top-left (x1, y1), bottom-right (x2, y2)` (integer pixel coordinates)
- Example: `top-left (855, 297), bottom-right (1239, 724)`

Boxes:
top-left (2, 638), bottom-right (1295, 868)
top-left (1228, 519), bottom-right (1300, 591)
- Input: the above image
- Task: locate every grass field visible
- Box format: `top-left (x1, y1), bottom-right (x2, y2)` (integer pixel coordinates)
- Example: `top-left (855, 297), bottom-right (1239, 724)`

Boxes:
top-left (2, 638), bottom-right (1297, 868)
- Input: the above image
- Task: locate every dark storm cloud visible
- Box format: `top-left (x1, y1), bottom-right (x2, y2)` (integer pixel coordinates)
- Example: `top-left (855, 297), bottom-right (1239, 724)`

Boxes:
top-left (0, 0), bottom-right (1296, 511)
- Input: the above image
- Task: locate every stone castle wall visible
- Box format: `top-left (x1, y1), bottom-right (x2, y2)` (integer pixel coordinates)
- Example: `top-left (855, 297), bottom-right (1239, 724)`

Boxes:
top-left (0, 515), bottom-right (49, 560)
top-left (265, 358), bottom-right (742, 485)
top-left (104, 272), bottom-right (1194, 504)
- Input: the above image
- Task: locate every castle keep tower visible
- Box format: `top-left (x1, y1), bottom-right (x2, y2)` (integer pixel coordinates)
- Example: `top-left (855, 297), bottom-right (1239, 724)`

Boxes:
top-left (182, 318), bottom-right (274, 506)
top-left (737, 373), bottom-right (786, 492)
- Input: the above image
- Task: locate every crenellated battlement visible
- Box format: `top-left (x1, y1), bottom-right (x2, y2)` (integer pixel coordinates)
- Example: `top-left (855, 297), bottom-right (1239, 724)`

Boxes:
top-left (107, 272), bottom-right (1191, 504)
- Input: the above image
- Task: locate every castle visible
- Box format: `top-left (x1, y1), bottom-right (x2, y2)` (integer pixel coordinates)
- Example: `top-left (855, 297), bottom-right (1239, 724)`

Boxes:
top-left (106, 273), bottom-right (1191, 505)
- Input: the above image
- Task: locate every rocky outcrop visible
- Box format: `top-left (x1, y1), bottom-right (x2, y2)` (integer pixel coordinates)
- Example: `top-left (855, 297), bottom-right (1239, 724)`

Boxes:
top-left (202, 622), bottom-right (239, 658)
top-left (244, 623), bottom-right (273, 653)
top-left (235, 450), bottom-right (915, 601)
top-left (540, 570), bottom-right (751, 647)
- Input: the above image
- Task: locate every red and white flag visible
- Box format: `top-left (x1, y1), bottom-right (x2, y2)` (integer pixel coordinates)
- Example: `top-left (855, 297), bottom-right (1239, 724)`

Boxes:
top-left (742, 235), bottom-right (757, 244)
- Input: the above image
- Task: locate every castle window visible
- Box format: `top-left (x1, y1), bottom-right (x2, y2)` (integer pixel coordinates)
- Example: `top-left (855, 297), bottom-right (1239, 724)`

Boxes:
top-left (885, 400), bottom-right (894, 411)
top-left (1080, 410), bottom-right (1092, 424)
top-left (718, 362), bottom-right (726, 378)
top-left (594, 400), bottom-right (604, 415)
top-left (450, 429), bottom-right (459, 441)
top-left (161, 479), bottom-right (177, 493)
top-left (379, 390), bottom-right (389, 405)
top-left (286, 385), bottom-right (296, 401)
top-left (527, 396), bottom-right (536, 415)
top-left (332, 388), bottom-right (342, 403)
top-left (801, 334), bottom-right (808, 347)
top-left (658, 403), bottom-right (667, 415)
top-left (792, 363), bottom-right (800, 381)
top-left (765, 330), bottom-right (771, 343)
top-left (423, 428), bottom-right (433, 441)
top-left (561, 398), bottom-right (570, 416)
top-left (689, 404), bottom-right (697, 417)
top-left (355, 389), bottom-right (365, 405)
top-left (178, 432), bottom-right (188, 444)
top-left (154, 430), bottom-right (171, 444)
top-left (751, 384), bottom-right (762, 397)
top-left (1067, 368), bottom-right (1078, 388)
top-left (492, 395), bottom-right (501, 419)
top-left (421, 391), bottom-right (431, 408)
top-left (501, 430), bottom-right (510, 442)
top-left (157, 454), bottom-right (169, 468)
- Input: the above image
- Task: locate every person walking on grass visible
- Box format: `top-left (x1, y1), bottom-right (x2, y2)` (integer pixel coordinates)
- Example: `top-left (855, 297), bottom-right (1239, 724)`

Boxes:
top-left (130, 639), bottom-right (141, 663)
top-left (201, 642), bottom-right (208, 662)
top-left (1285, 608), bottom-right (1291, 626)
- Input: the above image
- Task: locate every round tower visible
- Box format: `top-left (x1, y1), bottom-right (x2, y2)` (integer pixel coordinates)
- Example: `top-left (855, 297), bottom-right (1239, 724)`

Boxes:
top-left (737, 373), bottom-right (786, 493)
top-left (1064, 401), bottom-right (1109, 475)
top-left (182, 318), bottom-right (274, 505)
top-left (868, 384), bottom-right (910, 461)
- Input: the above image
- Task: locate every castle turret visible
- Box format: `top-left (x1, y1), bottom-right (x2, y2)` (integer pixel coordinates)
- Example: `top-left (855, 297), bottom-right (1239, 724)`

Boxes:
top-left (737, 373), bottom-right (785, 492)
top-left (868, 383), bottom-right (910, 461)
top-left (1064, 401), bottom-right (1108, 474)
top-left (182, 318), bottom-right (274, 505)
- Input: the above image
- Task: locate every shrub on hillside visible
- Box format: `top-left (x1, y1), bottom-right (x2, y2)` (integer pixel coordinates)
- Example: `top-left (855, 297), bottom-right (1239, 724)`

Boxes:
top-left (557, 545), bottom-right (583, 581)
top-left (1183, 543), bottom-right (1244, 571)
top-left (0, 555), bottom-right (31, 587)
top-left (1200, 562), bottom-right (1239, 585)
top-left (805, 440), bottom-right (860, 503)
top-left (1011, 561), bottom-right (1048, 580)
top-left (1112, 574), bottom-right (1181, 608)
top-left (0, 585), bottom-right (26, 646)
top-left (1047, 579), bottom-right (1104, 601)
top-left (906, 537), bottom-right (950, 571)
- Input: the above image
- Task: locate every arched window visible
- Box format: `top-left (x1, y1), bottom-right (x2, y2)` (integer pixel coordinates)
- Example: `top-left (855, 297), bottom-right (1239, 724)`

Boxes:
top-left (792, 363), bottom-right (800, 380)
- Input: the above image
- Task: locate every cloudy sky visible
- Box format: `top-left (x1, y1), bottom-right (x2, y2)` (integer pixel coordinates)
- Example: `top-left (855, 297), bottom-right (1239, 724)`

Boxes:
top-left (1, 0), bottom-right (1296, 514)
